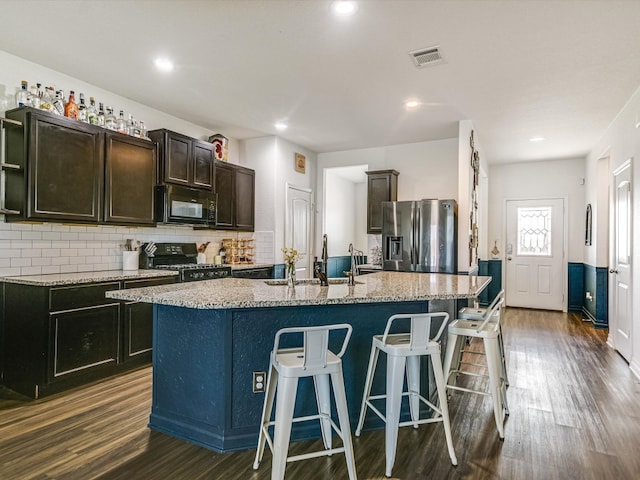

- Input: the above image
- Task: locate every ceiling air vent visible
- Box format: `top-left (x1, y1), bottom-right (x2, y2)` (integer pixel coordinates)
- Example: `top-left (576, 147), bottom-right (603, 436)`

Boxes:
top-left (409, 46), bottom-right (444, 68)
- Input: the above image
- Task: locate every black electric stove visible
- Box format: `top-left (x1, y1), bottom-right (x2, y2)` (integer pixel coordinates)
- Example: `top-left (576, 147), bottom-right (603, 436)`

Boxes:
top-left (139, 242), bottom-right (231, 282)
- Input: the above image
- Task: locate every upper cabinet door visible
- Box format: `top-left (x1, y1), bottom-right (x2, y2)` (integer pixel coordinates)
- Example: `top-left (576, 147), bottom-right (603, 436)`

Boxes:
top-left (28, 112), bottom-right (104, 223)
top-left (104, 133), bottom-right (157, 225)
top-left (235, 166), bottom-right (255, 232)
top-left (193, 140), bottom-right (214, 189)
top-left (366, 170), bottom-right (399, 234)
top-left (165, 132), bottom-right (192, 186)
top-left (214, 161), bottom-right (234, 229)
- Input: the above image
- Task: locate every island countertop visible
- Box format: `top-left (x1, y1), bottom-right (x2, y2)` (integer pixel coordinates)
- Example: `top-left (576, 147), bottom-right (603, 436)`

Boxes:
top-left (105, 271), bottom-right (491, 309)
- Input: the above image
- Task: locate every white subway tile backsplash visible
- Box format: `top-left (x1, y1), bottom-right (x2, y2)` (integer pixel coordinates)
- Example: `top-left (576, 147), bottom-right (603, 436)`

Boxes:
top-left (10, 240), bottom-right (33, 249)
top-left (22, 231), bottom-right (43, 240)
top-left (42, 232), bottom-right (62, 240)
top-left (33, 241), bottom-right (53, 249)
top-left (0, 267), bottom-right (22, 276)
top-left (20, 266), bottom-right (42, 275)
top-left (0, 231), bottom-right (22, 240)
top-left (32, 257), bottom-right (52, 266)
top-left (0, 221), bottom-right (273, 277)
top-left (41, 266), bottom-right (61, 274)
top-left (11, 258), bottom-right (31, 267)
top-left (10, 224), bottom-right (33, 231)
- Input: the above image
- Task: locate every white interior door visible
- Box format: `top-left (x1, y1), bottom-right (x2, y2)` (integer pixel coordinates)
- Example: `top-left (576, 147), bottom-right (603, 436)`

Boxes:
top-left (505, 198), bottom-right (565, 310)
top-left (611, 160), bottom-right (632, 361)
top-left (285, 184), bottom-right (313, 279)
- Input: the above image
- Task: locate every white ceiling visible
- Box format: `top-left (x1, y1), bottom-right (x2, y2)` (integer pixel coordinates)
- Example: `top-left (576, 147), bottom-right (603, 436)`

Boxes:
top-left (2, 0), bottom-right (640, 164)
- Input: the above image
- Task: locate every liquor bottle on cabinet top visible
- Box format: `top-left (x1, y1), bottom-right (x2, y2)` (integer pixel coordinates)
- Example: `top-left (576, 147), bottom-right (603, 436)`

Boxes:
top-left (28, 84), bottom-right (40, 108)
top-left (116, 110), bottom-right (127, 134)
top-left (78, 93), bottom-right (88, 122)
top-left (87, 97), bottom-right (99, 125)
top-left (97, 102), bottom-right (106, 127)
top-left (52, 90), bottom-right (65, 115)
top-left (15, 80), bottom-right (28, 108)
top-left (39, 86), bottom-right (55, 113)
top-left (105, 107), bottom-right (117, 130)
top-left (64, 90), bottom-right (79, 119)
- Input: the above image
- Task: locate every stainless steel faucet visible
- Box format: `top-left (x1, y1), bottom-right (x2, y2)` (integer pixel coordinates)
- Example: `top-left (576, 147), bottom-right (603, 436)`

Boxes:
top-left (346, 243), bottom-right (356, 286)
top-left (315, 233), bottom-right (329, 286)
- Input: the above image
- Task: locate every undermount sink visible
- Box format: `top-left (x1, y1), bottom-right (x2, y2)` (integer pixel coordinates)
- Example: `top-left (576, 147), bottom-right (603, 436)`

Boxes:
top-left (264, 278), bottom-right (363, 286)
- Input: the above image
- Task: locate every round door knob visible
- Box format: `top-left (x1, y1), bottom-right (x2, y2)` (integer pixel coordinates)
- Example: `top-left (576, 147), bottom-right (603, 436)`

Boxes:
top-left (609, 269), bottom-right (618, 274)
top-left (507, 257), bottom-right (512, 261)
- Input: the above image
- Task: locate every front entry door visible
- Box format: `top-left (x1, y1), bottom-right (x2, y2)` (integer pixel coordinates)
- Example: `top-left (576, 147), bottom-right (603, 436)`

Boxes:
top-left (611, 160), bottom-right (632, 361)
top-left (285, 184), bottom-right (313, 279)
top-left (505, 198), bottom-right (565, 310)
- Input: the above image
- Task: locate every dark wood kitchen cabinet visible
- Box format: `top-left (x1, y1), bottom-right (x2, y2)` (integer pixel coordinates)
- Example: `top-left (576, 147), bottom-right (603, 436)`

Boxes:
top-left (149, 129), bottom-right (214, 189)
top-left (0, 275), bottom-right (176, 399)
top-left (5, 107), bottom-right (104, 223)
top-left (104, 132), bottom-right (157, 225)
top-left (213, 160), bottom-right (254, 231)
top-left (121, 277), bottom-right (176, 364)
top-left (366, 169), bottom-right (399, 234)
top-left (4, 107), bottom-right (158, 227)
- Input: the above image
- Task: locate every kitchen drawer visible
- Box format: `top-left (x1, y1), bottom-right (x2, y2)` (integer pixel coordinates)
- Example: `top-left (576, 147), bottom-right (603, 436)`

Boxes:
top-left (50, 282), bottom-right (120, 312)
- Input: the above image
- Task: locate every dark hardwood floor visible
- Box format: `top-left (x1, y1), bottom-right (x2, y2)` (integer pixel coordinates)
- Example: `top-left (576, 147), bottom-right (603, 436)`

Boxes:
top-left (1, 308), bottom-right (639, 479)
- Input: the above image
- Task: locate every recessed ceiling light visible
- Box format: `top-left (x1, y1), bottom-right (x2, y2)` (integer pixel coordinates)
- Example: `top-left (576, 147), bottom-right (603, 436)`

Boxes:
top-left (529, 136), bottom-right (545, 142)
top-left (154, 57), bottom-right (174, 72)
top-left (275, 122), bottom-right (288, 131)
top-left (331, 1), bottom-right (358, 16)
top-left (405, 99), bottom-right (420, 110)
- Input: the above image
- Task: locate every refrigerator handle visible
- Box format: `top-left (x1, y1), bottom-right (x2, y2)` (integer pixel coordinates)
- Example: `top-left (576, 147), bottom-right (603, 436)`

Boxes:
top-left (409, 204), bottom-right (415, 265)
top-left (414, 205), bottom-right (420, 268)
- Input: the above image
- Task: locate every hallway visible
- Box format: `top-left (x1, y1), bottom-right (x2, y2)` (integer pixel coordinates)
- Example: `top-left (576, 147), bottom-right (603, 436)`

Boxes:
top-left (1, 308), bottom-right (638, 479)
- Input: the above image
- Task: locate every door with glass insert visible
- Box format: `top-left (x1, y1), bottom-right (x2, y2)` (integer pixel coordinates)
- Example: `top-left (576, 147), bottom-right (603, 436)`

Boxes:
top-left (505, 198), bottom-right (565, 310)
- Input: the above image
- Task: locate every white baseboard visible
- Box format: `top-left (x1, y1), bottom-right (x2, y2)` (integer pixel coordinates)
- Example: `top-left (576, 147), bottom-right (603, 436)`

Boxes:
top-left (629, 358), bottom-right (640, 381)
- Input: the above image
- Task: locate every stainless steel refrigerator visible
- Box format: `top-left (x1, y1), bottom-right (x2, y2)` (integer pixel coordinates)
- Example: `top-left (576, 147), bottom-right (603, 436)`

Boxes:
top-left (382, 199), bottom-right (457, 273)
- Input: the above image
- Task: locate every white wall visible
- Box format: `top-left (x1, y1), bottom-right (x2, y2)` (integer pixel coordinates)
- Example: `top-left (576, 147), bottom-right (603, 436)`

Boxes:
top-left (316, 138), bottom-right (459, 257)
top-left (354, 182), bottom-right (367, 253)
top-left (488, 158), bottom-right (586, 264)
top-left (241, 136), bottom-right (317, 264)
top-left (584, 84), bottom-right (640, 378)
top-left (324, 172), bottom-right (356, 255)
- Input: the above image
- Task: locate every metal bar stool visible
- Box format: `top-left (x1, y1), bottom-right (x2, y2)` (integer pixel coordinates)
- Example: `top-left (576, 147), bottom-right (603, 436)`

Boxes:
top-left (253, 324), bottom-right (357, 480)
top-left (444, 295), bottom-right (508, 439)
top-left (457, 290), bottom-right (508, 386)
top-left (355, 312), bottom-right (457, 478)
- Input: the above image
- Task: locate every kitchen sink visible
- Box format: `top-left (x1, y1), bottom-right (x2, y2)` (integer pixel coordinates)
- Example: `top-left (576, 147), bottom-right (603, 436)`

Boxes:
top-left (264, 278), bottom-right (363, 286)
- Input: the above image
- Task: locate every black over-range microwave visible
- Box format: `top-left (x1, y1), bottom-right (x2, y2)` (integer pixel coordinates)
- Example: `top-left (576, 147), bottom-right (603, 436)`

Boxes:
top-left (155, 185), bottom-right (216, 226)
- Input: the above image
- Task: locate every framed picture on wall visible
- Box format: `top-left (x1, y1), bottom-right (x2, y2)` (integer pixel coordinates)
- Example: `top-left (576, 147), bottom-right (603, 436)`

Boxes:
top-left (295, 152), bottom-right (306, 173)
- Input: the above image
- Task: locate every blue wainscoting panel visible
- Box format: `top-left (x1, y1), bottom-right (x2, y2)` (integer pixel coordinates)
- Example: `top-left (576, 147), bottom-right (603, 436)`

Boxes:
top-left (477, 259), bottom-right (502, 306)
top-left (273, 263), bottom-right (285, 279)
top-left (594, 267), bottom-right (608, 328)
top-left (567, 262), bottom-right (585, 312)
top-left (582, 264), bottom-right (608, 328)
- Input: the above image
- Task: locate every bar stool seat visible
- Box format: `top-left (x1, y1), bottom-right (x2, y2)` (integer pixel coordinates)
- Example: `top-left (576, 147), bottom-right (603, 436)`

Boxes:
top-left (355, 312), bottom-right (457, 478)
top-left (444, 296), bottom-right (508, 439)
top-left (253, 324), bottom-right (357, 480)
top-left (458, 290), bottom-right (508, 386)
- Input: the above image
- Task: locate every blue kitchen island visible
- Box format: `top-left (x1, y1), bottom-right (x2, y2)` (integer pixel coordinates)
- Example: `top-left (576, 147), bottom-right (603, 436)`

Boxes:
top-left (106, 271), bottom-right (490, 452)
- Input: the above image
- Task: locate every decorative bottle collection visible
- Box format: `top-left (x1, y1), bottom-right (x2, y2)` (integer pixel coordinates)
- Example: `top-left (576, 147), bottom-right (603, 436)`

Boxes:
top-left (13, 79), bottom-right (150, 140)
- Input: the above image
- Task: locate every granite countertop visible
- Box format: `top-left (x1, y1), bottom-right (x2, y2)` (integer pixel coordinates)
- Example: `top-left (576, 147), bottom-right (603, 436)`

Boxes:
top-left (105, 271), bottom-right (491, 310)
top-left (358, 263), bottom-right (382, 270)
top-left (229, 263), bottom-right (274, 270)
top-left (0, 269), bottom-right (179, 286)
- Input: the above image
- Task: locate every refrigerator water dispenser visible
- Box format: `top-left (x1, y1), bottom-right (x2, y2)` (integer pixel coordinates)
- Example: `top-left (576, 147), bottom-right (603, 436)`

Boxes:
top-left (386, 236), bottom-right (404, 261)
